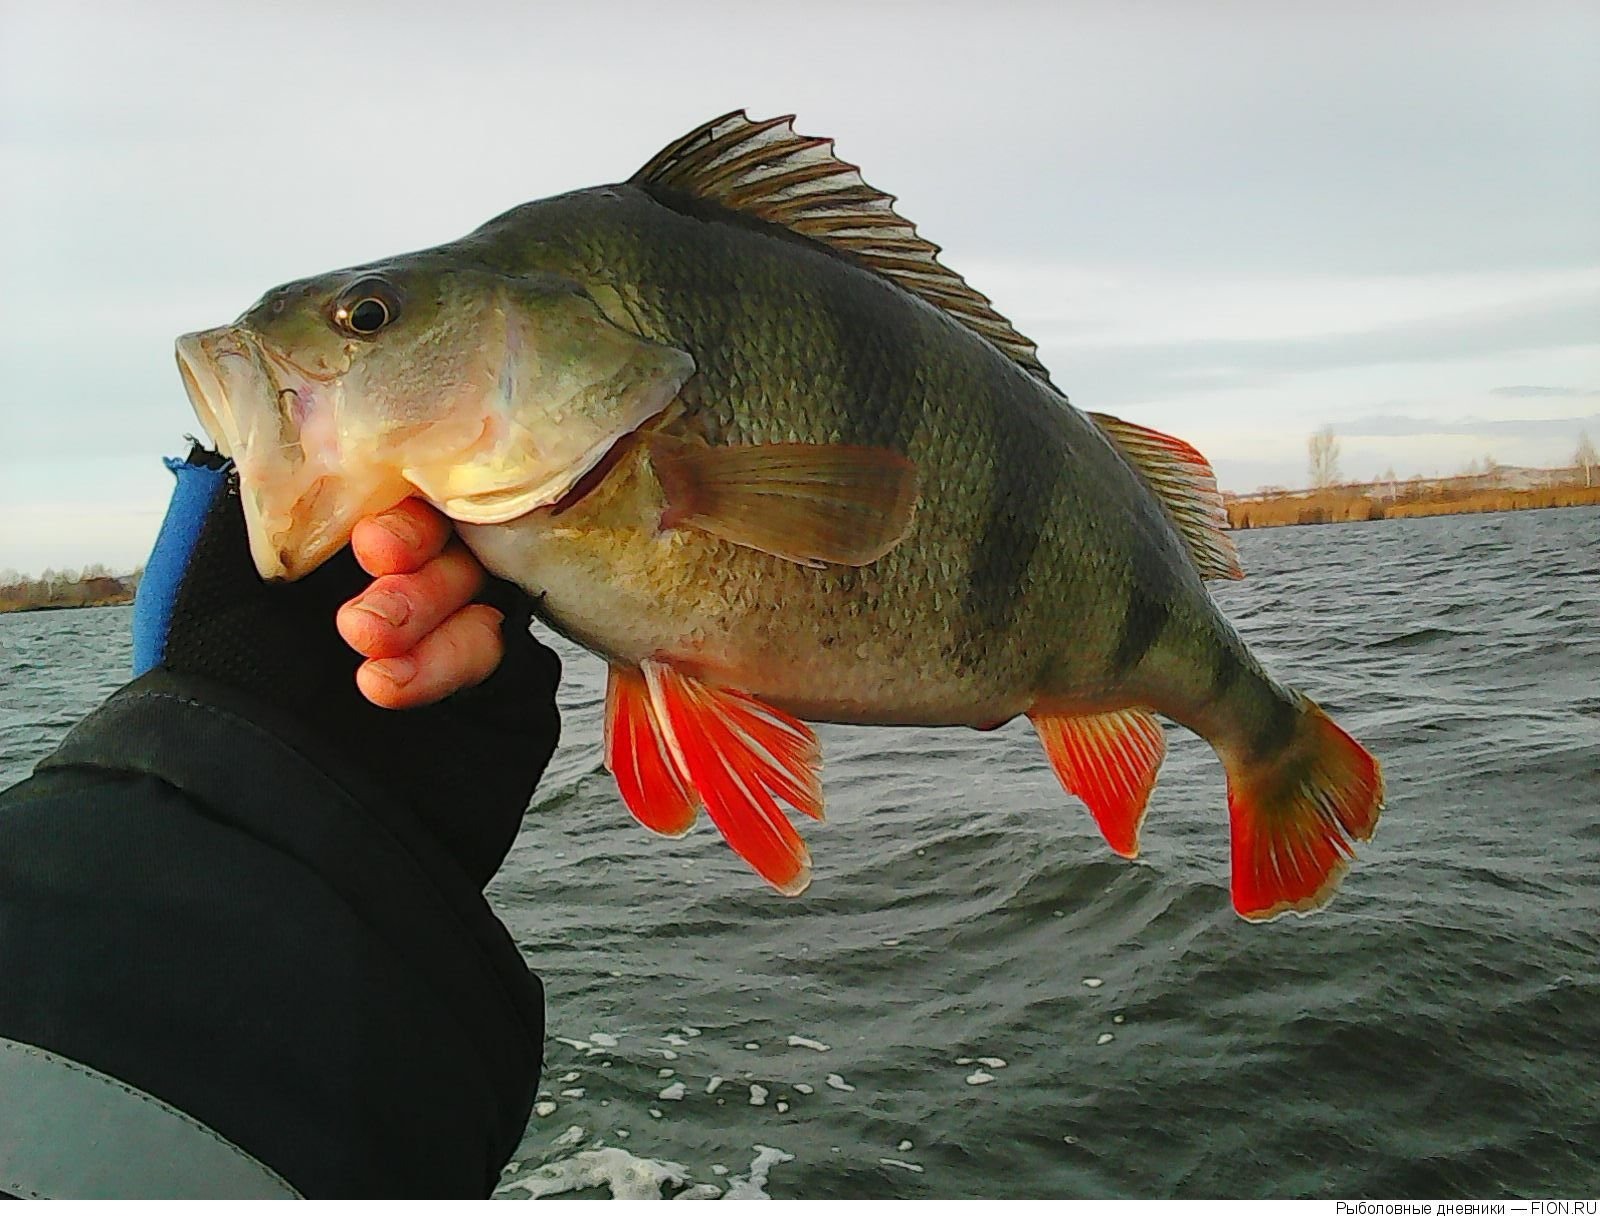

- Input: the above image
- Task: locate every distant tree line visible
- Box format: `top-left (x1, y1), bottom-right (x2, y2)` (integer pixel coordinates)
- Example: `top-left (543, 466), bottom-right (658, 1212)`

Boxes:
top-left (0, 565), bottom-right (142, 613)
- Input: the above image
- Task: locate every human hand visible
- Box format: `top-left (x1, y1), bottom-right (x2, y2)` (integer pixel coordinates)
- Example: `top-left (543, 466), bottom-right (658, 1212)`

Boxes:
top-left (337, 499), bottom-right (510, 709)
top-left (132, 445), bottom-right (560, 884)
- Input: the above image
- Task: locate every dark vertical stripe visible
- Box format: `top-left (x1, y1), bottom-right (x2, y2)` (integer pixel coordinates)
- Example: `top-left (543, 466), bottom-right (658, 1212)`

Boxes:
top-left (1250, 696), bottom-right (1300, 759)
top-left (1209, 648), bottom-right (1243, 702)
top-left (1110, 578), bottom-right (1171, 676)
top-left (819, 269), bottom-right (927, 454)
top-left (962, 382), bottom-right (1061, 638)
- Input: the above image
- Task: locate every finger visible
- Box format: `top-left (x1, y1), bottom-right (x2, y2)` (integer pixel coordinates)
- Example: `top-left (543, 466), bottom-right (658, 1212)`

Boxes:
top-left (356, 603), bottom-right (506, 709)
top-left (337, 541), bottom-right (485, 660)
top-left (351, 499), bottom-right (454, 578)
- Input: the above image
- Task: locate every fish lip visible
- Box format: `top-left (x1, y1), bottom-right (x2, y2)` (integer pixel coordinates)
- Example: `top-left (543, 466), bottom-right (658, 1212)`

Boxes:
top-left (175, 331), bottom-right (239, 458)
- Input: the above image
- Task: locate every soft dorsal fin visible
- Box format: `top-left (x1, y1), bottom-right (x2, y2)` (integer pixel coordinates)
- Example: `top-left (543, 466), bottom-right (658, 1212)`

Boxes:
top-left (1089, 413), bottom-right (1245, 581)
top-left (632, 111), bottom-right (1053, 385)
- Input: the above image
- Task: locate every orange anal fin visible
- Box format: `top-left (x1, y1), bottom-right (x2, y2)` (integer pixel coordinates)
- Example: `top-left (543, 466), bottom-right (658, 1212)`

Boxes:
top-left (604, 665), bottom-right (700, 837)
top-left (642, 659), bottom-right (822, 895)
top-left (1223, 701), bottom-right (1384, 921)
top-left (1029, 707), bottom-right (1166, 858)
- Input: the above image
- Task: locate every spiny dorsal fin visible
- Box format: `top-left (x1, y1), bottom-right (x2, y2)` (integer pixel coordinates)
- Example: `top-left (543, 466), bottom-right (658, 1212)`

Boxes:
top-left (1089, 413), bottom-right (1245, 581)
top-left (632, 110), bottom-right (1053, 385)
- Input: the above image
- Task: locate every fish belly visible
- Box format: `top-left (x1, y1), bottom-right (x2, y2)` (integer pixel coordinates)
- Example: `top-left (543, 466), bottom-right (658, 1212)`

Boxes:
top-left (458, 460), bottom-right (1038, 729)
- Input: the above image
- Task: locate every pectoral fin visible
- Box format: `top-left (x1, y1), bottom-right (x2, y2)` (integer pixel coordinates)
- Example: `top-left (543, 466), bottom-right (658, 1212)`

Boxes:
top-left (647, 433), bottom-right (918, 567)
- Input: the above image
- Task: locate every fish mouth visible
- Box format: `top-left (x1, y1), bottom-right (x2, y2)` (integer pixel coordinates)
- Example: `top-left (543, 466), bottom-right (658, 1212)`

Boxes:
top-left (175, 330), bottom-right (245, 460)
top-left (174, 327), bottom-right (405, 580)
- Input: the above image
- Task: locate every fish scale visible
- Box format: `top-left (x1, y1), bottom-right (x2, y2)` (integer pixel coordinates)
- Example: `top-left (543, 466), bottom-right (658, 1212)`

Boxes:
top-left (175, 111), bottom-right (1383, 919)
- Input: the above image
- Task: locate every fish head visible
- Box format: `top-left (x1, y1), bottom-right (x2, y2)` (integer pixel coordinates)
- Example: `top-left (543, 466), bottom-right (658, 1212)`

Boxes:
top-left (176, 258), bottom-right (694, 580)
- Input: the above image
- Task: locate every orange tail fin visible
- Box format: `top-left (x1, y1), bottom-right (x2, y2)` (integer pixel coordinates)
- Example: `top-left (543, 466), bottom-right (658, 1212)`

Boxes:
top-left (1029, 707), bottom-right (1166, 857)
top-left (640, 659), bottom-right (822, 895)
top-left (1222, 700), bottom-right (1384, 921)
top-left (604, 666), bottom-right (700, 838)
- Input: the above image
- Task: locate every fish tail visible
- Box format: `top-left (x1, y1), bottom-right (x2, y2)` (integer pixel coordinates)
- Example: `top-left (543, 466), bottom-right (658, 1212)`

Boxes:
top-left (1216, 692), bottom-right (1384, 921)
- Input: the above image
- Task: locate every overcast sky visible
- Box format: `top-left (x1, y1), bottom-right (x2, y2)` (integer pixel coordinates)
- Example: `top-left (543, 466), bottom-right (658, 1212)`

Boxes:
top-left (2, 0), bottom-right (1596, 574)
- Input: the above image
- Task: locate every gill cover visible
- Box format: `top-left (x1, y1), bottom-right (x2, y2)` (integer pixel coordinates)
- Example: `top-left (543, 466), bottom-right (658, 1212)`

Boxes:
top-left (399, 281), bottom-right (695, 525)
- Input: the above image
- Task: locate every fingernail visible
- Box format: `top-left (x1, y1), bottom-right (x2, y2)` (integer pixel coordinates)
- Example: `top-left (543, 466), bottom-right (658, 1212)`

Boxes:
top-left (368, 656), bottom-right (416, 686)
top-left (376, 511), bottom-right (419, 550)
top-left (354, 591), bottom-right (409, 626)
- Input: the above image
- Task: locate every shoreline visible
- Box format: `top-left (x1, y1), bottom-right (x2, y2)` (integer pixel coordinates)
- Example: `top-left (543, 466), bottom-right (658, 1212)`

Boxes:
top-left (1226, 486), bottom-right (1600, 530)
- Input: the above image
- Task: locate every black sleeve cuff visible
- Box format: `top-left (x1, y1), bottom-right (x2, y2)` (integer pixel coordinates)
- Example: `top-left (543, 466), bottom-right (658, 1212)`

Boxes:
top-left (1, 669), bottom-right (544, 1197)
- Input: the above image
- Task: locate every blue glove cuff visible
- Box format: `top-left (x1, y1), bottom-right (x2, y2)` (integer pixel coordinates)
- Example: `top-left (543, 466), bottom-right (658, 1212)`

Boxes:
top-left (131, 456), bottom-right (231, 676)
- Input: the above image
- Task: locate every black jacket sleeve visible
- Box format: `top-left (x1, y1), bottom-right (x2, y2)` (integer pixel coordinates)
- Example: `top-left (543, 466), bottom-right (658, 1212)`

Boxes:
top-left (0, 667), bottom-right (544, 1198)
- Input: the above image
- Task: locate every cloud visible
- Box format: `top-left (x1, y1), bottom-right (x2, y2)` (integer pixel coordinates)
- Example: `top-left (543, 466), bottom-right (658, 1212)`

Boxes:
top-left (1041, 288), bottom-right (1600, 405)
top-left (1336, 412), bottom-right (1600, 440)
top-left (1490, 385), bottom-right (1591, 398)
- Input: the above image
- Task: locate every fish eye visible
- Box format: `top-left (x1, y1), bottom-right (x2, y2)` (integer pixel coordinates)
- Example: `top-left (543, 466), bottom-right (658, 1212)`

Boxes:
top-left (331, 277), bottom-right (402, 337)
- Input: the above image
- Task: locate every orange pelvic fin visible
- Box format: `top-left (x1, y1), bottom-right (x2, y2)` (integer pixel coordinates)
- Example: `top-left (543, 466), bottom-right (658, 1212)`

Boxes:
top-left (647, 432), bottom-right (919, 568)
top-left (1222, 700), bottom-right (1384, 921)
top-left (641, 659), bottom-right (822, 895)
top-left (604, 666), bottom-right (700, 837)
top-left (1029, 706), bottom-right (1166, 858)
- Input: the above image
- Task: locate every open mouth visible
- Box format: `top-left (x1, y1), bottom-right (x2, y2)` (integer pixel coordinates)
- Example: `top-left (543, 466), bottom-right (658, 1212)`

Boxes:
top-left (175, 331), bottom-right (241, 457)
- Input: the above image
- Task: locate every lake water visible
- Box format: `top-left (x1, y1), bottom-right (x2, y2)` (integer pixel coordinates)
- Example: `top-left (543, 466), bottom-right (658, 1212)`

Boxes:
top-left (2, 507), bottom-right (1597, 1198)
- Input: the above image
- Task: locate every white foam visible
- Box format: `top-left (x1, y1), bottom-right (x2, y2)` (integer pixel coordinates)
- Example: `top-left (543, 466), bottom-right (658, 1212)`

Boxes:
top-left (787, 1035), bottom-right (832, 1052)
top-left (1063, 1135), bottom-right (1078, 1144)
top-left (649, 1108), bottom-right (663, 1119)
top-left (559, 1071), bottom-right (581, 1083)
top-left (977, 1057), bottom-right (1007, 1069)
top-left (553, 1125), bottom-right (585, 1148)
top-left (749, 1084), bottom-right (768, 1106)
top-left (1113, 1014), bottom-right (1125, 1024)
top-left (658, 1068), bottom-right (675, 1078)
top-left (534, 1101), bottom-right (557, 1117)
top-left (560, 1088), bottom-right (585, 1099)
top-left (879, 1157), bottom-right (925, 1174)
top-left (1097, 1032), bottom-right (1114, 1045)
top-left (553, 1035), bottom-right (604, 1058)
top-left (898, 1140), bottom-right (913, 1152)
top-left (825, 1073), bottom-right (855, 1092)
top-left (882, 938), bottom-right (901, 947)
top-left (663, 1034), bottom-right (690, 1048)
top-left (659, 1081), bottom-right (687, 1101)
top-left (617, 1130), bottom-right (629, 1139)
top-left (723, 1144), bottom-right (794, 1200)
top-left (965, 1070), bottom-right (994, 1086)
top-left (651, 1047), bottom-right (680, 1060)
top-left (711, 1164), bottom-right (729, 1176)
top-left (706, 1076), bottom-right (725, 1095)
top-left (794, 1083), bottom-right (814, 1095)
top-left (683, 1026), bottom-right (703, 1037)
top-left (1083, 977), bottom-right (1104, 988)
top-left (678, 1183), bottom-right (722, 1199)
top-left (744, 1042), bottom-right (760, 1051)
top-left (589, 1032), bottom-right (619, 1047)
top-left (776, 1101), bottom-right (789, 1113)
top-left (496, 1146), bottom-right (691, 1200)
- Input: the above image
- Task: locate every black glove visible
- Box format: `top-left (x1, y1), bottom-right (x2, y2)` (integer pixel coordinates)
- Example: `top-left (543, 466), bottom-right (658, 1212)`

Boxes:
top-left (131, 444), bottom-right (560, 886)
